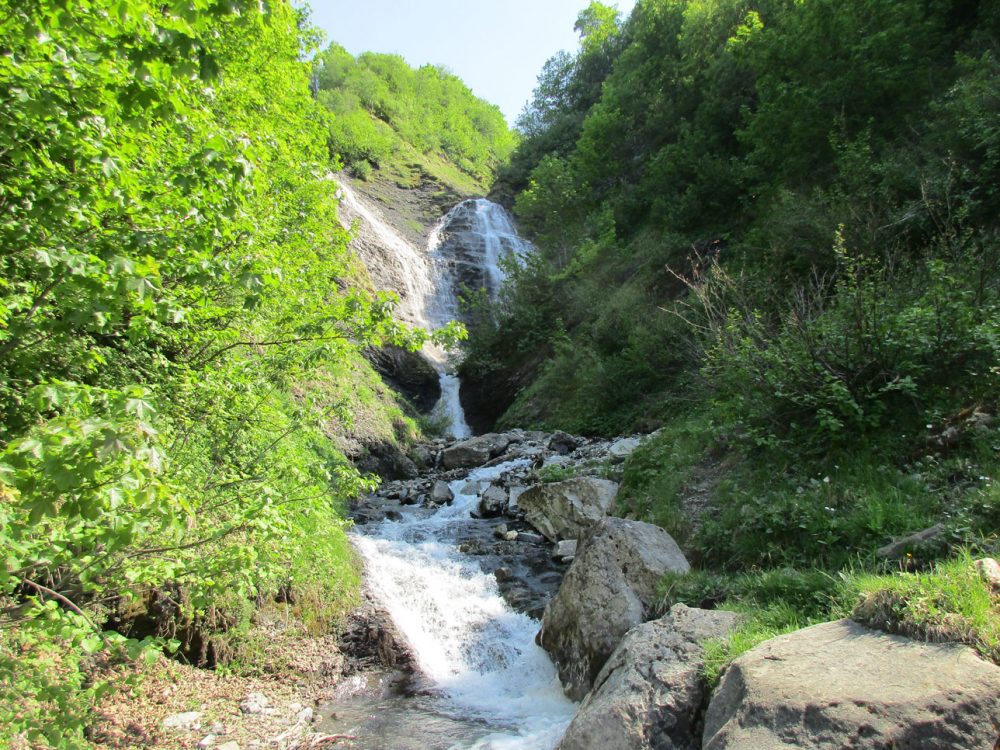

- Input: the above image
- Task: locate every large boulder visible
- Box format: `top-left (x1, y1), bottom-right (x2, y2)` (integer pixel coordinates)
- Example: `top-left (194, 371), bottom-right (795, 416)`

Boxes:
top-left (539, 517), bottom-right (690, 700)
top-left (559, 605), bottom-right (740, 750)
top-left (440, 433), bottom-right (511, 470)
top-left (518, 478), bottom-right (619, 543)
top-left (703, 619), bottom-right (1000, 749)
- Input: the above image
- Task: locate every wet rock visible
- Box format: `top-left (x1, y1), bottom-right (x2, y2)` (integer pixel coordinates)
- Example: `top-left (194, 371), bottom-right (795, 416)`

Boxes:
top-left (876, 523), bottom-right (946, 559)
top-left (430, 480), bottom-right (454, 505)
top-left (519, 478), bottom-right (619, 543)
top-left (495, 566), bottom-right (514, 583)
top-left (474, 484), bottom-right (508, 518)
top-left (384, 509), bottom-right (403, 522)
top-left (539, 517), bottom-right (690, 700)
top-left (163, 711), bottom-right (202, 731)
top-left (340, 583), bottom-right (416, 674)
top-left (548, 431), bottom-right (581, 455)
top-left (460, 480), bottom-right (482, 495)
top-left (517, 532), bottom-right (545, 545)
top-left (559, 605), bottom-right (740, 750)
top-left (703, 619), bottom-right (1000, 749)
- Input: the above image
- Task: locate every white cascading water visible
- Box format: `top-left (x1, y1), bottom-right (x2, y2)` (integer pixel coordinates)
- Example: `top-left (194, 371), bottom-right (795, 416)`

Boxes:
top-left (332, 183), bottom-right (571, 748)
top-left (337, 177), bottom-right (530, 439)
top-left (350, 461), bottom-right (576, 749)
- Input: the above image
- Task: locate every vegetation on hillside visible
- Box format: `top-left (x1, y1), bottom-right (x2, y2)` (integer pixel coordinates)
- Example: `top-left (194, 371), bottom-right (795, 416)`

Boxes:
top-left (314, 44), bottom-right (516, 191)
top-left (0, 2), bottom-right (453, 745)
top-left (467, 0), bottom-right (1000, 666)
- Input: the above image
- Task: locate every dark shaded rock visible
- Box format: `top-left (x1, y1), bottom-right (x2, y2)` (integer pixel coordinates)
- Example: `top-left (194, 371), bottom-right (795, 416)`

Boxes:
top-left (547, 430), bottom-right (581, 455)
top-left (473, 484), bottom-right (508, 518)
top-left (430, 480), bottom-right (454, 505)
top-left (364, 345), bottom-right (441, 413)
top-left (703, 619), bottom-right (1000, 749)
top-left (350, 439), bottom-right (419, 481)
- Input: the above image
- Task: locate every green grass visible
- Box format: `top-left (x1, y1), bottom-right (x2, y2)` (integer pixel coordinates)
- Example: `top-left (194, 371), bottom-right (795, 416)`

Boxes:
top-left (615, 411), bottom-right (715, 540)
top-left (662, 553), bottom-right (1000, 687)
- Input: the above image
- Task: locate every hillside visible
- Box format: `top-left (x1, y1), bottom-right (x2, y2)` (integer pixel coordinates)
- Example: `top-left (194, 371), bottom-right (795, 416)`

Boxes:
top-left (0, 3), bottom-right (513, 745)
top-left (462, 0), bottom-right (1000, 670)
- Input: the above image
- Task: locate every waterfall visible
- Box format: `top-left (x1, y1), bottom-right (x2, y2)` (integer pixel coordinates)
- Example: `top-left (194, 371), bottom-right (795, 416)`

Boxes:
top-left (336, 177), bottom-right (531, 439)
top-left (338, 461), bottom-right (577, 749)
top-left (329, 183), bottom-right (571, 748)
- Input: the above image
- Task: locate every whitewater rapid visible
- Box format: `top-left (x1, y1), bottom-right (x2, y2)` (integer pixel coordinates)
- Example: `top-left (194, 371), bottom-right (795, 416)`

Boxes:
top-left (348, 461), bottom-right (576, 749)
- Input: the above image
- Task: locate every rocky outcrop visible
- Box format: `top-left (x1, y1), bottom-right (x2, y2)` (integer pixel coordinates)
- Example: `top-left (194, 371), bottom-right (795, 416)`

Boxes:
top-left (440, 433), bottom-right (511, 470)
top-left (539, 517), bottom-right (690, 700)
top-left (703, 619), bottom-right (1000, 749)
top-left (518, 477), bottom-right (620, 543)
top-left (346, 438), bottom-right (419, 481)
top-left (364, 345), bottom-right (441, 413)
top-left (559, 605), bottom-right (740, 750)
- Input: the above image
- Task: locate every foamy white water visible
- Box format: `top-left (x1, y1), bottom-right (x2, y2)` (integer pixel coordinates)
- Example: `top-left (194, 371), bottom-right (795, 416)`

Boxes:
top-left (351, 461), bottom-right (576, 749)
top-left (337, 178), bottom-right (531, 440)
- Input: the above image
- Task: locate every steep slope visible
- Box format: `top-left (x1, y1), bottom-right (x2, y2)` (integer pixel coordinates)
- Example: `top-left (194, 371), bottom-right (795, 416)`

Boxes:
top-left (462, 0), bottom-right (1000, 673)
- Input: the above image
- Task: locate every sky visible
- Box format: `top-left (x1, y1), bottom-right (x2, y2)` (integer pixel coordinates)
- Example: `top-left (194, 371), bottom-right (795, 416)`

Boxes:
top-left (305, 0), bottom-right (637, 126)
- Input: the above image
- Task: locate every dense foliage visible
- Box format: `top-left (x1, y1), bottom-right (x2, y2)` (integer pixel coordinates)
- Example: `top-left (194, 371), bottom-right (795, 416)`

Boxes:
top-left (314, 44), bottom-right (516, 185)
top-left (468, 0), bottom-right (1000, 569)
top-left (0, 2), bottom-right (432, 745)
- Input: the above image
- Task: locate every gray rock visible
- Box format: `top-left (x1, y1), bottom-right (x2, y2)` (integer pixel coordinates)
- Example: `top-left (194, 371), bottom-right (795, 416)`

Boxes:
top-left (876, 523), bottom-right (946, 559)
top-left (703, 619), bottom-right (1000, 749)
top-left (553, 539), bottom-right (578, 559)
top-left (441, 433), bottom-right (511, 470)
top-left (975, 557), bottom-right (1000, 592)
top-left (409, 444), bottom-right (437, 470)
top-left (239, 691), bottom-right (269, 715)
top-left (474, 484), bottom-right (508, 518)
top-left (217, 743), bottom-right (240, 750)
top-left (430, 480), bottom-right (454, 505)
top-left (508, 485), bottom-right (528, 508)
top-left (539, 517), bottom-right (690, 699)
top-left (504, 530), bottom-right (519, 541)
top-left (517, 532), bottom-right (545, 545)
top-left (559, 605), bottom-right (740, 750)
top-left (608, 437), bottom-right (642, 462)
top-left (547, 430), bottom-right (581, 455)
top-left (519, 477), bottom-right (619, 543)
top-left (163, 711), bottom-right (202, 731)
top-left (460, 481), bottom-right (482, 495)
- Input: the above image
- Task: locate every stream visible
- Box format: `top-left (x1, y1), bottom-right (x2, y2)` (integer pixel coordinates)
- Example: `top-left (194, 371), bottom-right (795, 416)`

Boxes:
top-left (322, 186), bottom-right (571, 748)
